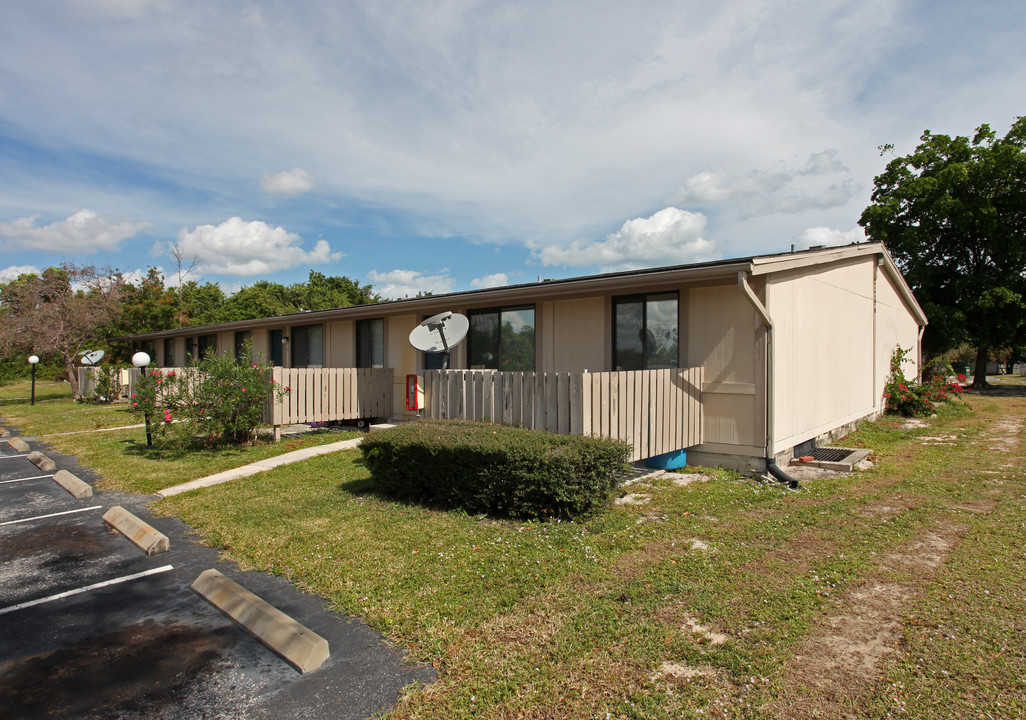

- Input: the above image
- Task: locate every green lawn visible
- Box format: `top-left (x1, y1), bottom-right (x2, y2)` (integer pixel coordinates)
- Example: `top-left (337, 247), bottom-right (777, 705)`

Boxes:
top-left (156, 393), bottom-right (1026, 719)
top-left (4, 378), bottom-right (1023, 718)
top-left (0, 379), bottom-right (361, 494)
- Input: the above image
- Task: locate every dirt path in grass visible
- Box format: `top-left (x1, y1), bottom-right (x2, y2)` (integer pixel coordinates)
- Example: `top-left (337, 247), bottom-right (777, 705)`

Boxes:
top-left (767, 409), bottom-right (1023, 719)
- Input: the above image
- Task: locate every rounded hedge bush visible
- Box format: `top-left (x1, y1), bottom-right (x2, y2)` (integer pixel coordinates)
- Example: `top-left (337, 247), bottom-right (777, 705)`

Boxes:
top-left (358, 420), bottom-right (632, 520)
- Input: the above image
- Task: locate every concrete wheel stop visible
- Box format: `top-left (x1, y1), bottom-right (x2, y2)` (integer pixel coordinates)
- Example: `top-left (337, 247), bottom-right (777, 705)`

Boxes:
top-left (191, 568), bottom-right (330, 674)
top-left (53, 469), bottom-right (93, 498)
top-left (102, 505), bottom-right (170, 555)
top-left (7, 436), bottom-right (30, 453)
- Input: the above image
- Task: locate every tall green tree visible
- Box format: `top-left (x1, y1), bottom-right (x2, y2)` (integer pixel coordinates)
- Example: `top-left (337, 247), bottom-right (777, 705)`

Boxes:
top-left (859, 117), bottom-right (1026, 388)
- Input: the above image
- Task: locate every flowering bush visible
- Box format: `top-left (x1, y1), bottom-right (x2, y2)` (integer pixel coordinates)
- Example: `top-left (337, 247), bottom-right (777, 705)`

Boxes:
top-left (883, 346), bottom-right (967, 417)
top-left (130, 342), bottom-right (288, 449)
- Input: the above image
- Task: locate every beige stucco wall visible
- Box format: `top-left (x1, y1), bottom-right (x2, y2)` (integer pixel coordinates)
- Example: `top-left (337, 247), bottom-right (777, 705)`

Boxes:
top-left (327, 319), bottom-right (355, 368)
top-left (875, 266), bottom-right (923, 399)
top-left (767, 258), bottom-right (878, 454)
top-left (541, 297), bottom-right (607, 373)
top-left (686, 283), bottom-right (763, 455)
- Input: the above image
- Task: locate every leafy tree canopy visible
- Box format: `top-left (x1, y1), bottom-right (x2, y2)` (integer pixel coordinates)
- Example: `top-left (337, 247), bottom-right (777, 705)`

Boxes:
top-left (859, 117), bottom-right (1026, 387)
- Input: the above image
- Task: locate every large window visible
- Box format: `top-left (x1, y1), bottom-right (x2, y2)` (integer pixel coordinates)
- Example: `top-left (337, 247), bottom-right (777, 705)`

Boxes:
top-left (290, 324), bottom-right (323, 368)
top-left (163, 338), bottom-right (175, 367)
top-left (614, 293), bottom-right (679, 370)
top-left (357, 318), bottom-right (384, 368)
top-left (468, 306), bottom-right (535, 372)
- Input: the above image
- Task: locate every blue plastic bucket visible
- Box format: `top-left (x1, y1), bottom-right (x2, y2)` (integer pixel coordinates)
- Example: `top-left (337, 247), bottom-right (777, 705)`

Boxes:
top-left (645, 448), bottom-right (687, 469)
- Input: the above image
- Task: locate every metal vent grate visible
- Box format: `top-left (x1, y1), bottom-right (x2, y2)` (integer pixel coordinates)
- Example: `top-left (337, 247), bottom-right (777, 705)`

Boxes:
top-left (806, 447), bottom-right (856, 463)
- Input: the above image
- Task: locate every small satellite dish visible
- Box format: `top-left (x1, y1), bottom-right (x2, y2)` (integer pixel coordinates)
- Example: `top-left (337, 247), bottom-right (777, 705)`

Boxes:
top-left (409, 311), bottom-right (469, 354)
top-left (80, 350), bottom-right (105, 366)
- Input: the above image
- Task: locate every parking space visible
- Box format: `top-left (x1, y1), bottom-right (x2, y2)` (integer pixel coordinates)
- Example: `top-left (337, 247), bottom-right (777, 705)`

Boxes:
top-left (0, 430), bottom-right (434, 720)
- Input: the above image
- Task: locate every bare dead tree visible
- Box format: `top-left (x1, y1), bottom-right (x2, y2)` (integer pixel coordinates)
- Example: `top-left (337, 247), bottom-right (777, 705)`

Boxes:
top-left (0, 264), bottom-right (123, 398)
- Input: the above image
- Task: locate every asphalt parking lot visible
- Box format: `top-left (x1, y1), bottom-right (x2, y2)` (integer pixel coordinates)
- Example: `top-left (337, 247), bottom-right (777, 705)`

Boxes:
top-left (0, 428), bottom-right (434, 720)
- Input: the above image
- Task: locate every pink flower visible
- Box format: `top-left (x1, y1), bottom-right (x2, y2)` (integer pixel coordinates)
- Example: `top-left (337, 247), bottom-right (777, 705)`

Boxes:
top-left (163, 412), bottom-right (172, 422)
top-left (241, 387), bottom-right (246, 392)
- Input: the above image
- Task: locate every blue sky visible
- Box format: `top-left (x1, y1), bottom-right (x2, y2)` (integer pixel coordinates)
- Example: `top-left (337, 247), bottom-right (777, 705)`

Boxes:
top-left (1, 0), bottom-right (1023, 299)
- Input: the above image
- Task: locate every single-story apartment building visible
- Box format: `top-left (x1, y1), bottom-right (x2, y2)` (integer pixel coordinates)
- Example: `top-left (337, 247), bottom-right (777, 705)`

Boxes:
top-left (127, 242), bottom-right (926, 473)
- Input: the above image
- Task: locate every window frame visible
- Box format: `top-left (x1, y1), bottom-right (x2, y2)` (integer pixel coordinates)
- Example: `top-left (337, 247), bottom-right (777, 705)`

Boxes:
top-left (612, 292), bottom-right (680, 371)
top-left (356, 318), bottom-right (385, 369)
top-left (467, 305), bottom-right (536, 372)
top-left (289, 324), bottom-right (324, 369)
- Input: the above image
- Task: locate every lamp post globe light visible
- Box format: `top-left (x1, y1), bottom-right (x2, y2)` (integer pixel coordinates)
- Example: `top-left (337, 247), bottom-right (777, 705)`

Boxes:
top-left (28, 355), bottom-right (39, 406)
top-left (132, 351), bottom-right (152, 447)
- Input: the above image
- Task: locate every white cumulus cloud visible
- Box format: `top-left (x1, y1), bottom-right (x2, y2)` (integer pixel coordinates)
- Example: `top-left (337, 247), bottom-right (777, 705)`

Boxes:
top-left (260, 168), bottom-right (316, 198)
top-left (533, 207), bottom-right (719, 272)
top-left (0, 265), bottom-right (42, 283)
top-left (671, 151), bottom-right (858, 219)
top-left (176, 217), bottom-right (342, 276)
top-left (367, 268), bottom-right (455, 299)
top-left (0, 210), bottom-right (150, 253)
top-left (470, 273), bottom-right (509, 289)
top-left (795, 225), bottom-right (867, 249)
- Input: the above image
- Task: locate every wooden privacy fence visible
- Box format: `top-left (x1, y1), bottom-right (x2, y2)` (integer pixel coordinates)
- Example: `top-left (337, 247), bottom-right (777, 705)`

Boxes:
top-left (80, 365), bottom-right (393, 433)
top-left (424, 367), bottom-right (703, 461)
top-left (265, 367), bottom-right (392, 427)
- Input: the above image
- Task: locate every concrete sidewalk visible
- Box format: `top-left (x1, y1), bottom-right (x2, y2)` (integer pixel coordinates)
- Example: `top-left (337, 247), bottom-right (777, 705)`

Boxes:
top-left (158, 436), bottom-right (364, 497)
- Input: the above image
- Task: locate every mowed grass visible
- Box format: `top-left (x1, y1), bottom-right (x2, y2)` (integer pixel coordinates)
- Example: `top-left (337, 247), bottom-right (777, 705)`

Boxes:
top-left (153, 391), bottom-right (1026, 719)
top-left (0, 379), bottom-right (361, 494)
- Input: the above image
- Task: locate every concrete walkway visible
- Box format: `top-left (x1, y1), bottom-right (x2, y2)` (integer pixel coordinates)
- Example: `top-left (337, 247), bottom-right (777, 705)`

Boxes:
top-left (158, 436), bottom-right (364, 497)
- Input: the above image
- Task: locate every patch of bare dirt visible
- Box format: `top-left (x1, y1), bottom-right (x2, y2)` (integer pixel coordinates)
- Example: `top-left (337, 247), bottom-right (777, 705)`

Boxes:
top-left (769, 517), bottom-right (967, 718)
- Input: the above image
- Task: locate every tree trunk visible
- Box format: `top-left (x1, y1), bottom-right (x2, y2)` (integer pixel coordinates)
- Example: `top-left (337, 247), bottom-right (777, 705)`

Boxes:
top-left (64, 357), bottom-right (81, 399)
top-left (971, 347), bottom-right (991, 390)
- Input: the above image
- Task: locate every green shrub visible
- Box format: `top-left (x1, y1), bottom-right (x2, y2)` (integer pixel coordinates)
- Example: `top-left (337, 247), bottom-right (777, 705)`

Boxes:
top-left (359, 419), bottom-right (633, 520)
top-left (84, 364), bottom-right (123, 404)
top-left (884, 346), bottom-right (967, 417)
top-left (130, 342), bottom-right (288, 449)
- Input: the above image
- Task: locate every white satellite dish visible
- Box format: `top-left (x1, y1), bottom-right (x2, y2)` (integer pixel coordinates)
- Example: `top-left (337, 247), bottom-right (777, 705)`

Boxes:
top-left (409, 311), bottom-right (469, 354)
top-left (80, 350), bottom-right (105, 366)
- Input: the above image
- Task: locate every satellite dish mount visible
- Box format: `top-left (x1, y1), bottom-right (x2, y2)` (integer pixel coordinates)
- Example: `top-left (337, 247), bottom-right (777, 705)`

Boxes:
top-left (408, 311), bottom-right (470, 370)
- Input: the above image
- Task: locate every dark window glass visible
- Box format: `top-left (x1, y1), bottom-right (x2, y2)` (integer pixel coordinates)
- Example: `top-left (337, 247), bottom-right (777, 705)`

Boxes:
top-left (423, 351), bottom-right (447, 370)
top-left (234, 331), bottom-right (251, 362)
top-left (270, 329), bottom-right (283, 366)
top-left (290, 324), bottom-right (323, 368)
top-left (163, 338), bottom-right (175, 367)
top-left (468, 307), bottom-right (535, 371)
top-left (356, 318), bottom-right (384, 368)
top-left (186, 338), bottom-right (196, 363)
top-left (613, 293), bottom-right (678, 370)
top-left (198, 334), bottom-right (217, 360)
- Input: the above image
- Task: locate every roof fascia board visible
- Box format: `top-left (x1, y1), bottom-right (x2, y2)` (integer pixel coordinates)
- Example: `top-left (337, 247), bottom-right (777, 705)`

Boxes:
top-left (127, 261), bottom-right (751, 341)
top-left (748, 243), bottom-right (884, 276)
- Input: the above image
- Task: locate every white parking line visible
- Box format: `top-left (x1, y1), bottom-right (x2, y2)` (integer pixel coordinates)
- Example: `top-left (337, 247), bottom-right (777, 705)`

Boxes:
top-left (0, 454), bottom-right (30, 460)
top-left (0, 474), bottom-right (54, 485)
top-left (0, 505), bottom-right (103, 527)
top-left (0, 565), bottom-right (175, 616)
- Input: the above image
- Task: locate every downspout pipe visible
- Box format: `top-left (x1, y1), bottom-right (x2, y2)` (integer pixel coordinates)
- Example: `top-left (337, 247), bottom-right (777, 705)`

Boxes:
top-left (737, 271), bottom-right (801, 490)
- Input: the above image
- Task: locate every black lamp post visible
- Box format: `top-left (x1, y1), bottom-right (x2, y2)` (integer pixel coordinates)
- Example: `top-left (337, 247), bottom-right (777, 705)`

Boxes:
top-left (28, 355), bottom-right (39, 406)
top-left (132, 351), bottom-right (152, 447)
